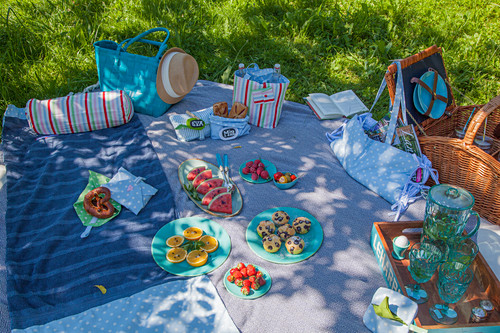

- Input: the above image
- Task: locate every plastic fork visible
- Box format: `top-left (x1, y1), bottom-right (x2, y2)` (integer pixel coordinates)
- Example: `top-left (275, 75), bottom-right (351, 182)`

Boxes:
top-left (216, 153), bottom-right (232, 192)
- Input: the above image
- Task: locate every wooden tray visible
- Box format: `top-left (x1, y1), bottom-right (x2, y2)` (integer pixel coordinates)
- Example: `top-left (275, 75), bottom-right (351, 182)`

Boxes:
top-left (371, 221), bottom-right (500, 331)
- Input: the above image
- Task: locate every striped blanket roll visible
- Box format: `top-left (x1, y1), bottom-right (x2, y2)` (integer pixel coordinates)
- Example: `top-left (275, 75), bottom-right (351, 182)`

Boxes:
top-left (25, 90), bottom-right (134, 135)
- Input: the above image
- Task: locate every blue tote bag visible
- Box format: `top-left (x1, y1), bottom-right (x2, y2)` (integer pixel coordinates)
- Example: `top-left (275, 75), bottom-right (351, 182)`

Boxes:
top-left (94, 27), bottom-right (172, 117)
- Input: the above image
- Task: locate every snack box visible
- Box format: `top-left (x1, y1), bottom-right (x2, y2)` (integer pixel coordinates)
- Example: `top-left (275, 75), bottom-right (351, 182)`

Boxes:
top-left (371, 221), bottom-right (500, 332)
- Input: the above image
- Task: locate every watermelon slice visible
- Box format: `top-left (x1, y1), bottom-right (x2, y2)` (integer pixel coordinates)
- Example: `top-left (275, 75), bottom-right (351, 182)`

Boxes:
top-left (208, 192), bottom-right (232, 214)
top-left (192, 169), bottom-right (213, 188)
top-left (196, 178), bottom-right (224, 195)
top-left (201, 186), bottom-right (228, 205)
top-left (187, 166), bottom-right (206, 181)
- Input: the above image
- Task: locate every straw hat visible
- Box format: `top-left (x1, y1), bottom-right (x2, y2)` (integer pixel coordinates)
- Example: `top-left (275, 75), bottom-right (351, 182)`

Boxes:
top-left (156, 47), bottom-right (199, 104)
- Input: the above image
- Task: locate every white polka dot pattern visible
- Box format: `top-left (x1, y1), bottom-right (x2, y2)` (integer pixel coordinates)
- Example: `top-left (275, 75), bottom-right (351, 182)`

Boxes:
top-left (15, 276), bottom-right (238, 333)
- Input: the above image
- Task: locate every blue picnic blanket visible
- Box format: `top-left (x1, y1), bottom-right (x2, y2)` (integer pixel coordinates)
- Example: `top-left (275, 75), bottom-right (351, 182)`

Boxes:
top-left (1, 114), bottom-right (178, 329)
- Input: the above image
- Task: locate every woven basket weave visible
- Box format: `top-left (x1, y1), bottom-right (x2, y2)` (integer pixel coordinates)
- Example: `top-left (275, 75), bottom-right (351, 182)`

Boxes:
top-left (419, 96), bottom-right (500, 225)
top-left (385, 45), bottom-right (500, 225)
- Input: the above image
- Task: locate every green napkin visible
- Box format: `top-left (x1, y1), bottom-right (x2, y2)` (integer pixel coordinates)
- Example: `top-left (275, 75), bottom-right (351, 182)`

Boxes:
top-left (73, 170), bottom-right (121, 227)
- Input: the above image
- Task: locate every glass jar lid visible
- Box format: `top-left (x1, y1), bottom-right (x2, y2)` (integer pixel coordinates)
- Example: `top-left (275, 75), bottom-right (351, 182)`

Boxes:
top-left (428, 184), bottom-right (475, 210)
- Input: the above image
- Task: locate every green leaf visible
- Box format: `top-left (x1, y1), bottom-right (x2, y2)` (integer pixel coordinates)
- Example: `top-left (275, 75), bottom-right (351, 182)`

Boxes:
top-left (372, 296), bottom-right (407, 326)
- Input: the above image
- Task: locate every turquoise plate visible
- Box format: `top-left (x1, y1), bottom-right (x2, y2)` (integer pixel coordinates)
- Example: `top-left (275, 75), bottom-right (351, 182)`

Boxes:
top-left (239, 159), bottom-right (277, 184)
top-left (178, 158), bottom-right (243, 217)
top-left (223, 264), bottom-right (272, 299)
top-left (246, 207), bottom-right (323, 264)
top-left (416, 71), bottom-right (448, 119)
top-left (152, 217), bottom-right (231, 276)
top-left (413, 83), bottom-right (425, 114)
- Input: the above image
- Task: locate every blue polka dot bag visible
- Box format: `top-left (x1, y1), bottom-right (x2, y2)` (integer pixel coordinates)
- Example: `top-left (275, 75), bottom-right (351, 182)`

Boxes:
top-left (328, 61), bottom-right (439, 220)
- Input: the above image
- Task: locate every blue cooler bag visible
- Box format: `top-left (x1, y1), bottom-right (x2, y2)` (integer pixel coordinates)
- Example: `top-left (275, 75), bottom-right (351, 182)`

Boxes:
top-left (209, 112), bottom-right (251, 140)
top-left (94, 28), bottom-right (172, 117)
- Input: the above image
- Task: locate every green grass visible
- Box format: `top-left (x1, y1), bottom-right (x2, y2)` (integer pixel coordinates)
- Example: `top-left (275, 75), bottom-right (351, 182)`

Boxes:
top-left (1, 0), bottom-right (499, 135)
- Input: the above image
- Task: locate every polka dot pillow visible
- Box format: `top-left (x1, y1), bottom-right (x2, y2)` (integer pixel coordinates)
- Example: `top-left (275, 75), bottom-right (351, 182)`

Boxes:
top-left (330, 115), bottom-right (420, 205)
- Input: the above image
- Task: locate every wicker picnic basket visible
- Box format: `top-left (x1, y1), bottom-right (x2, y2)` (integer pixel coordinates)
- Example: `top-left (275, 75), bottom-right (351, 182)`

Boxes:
top-left (385, 45), bottom-right (500, 226)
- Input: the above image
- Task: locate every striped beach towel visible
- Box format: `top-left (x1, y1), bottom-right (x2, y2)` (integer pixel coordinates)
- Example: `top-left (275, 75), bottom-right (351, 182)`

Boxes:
top-left (232, 74), bottom-right (289, 129)
top-left (25, 90), bottom-right (134, 135)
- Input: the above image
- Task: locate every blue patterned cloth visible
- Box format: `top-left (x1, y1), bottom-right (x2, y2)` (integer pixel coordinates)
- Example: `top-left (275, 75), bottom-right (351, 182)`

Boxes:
top-left (1, 114), bottom-right (177, 329)
top-left (103, 167), bottom-right (158, 215)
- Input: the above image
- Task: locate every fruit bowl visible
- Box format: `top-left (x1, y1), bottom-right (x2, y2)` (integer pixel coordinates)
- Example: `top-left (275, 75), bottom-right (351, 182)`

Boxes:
top-left (273, 172), bottom-right (298, 190)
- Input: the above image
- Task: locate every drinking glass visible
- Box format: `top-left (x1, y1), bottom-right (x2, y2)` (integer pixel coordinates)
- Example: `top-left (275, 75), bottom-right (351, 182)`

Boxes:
top-left (406, 242), bottom-right (443, 304)
top-left (429, 261), bottom-right (474, 325)
top-left (447, 238), bottom-right (479, 270)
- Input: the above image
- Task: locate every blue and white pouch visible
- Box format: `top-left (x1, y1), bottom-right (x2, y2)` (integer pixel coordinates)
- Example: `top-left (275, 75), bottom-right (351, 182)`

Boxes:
top-left (169, 108), bottom-right (212, 142)
top-left (209, 110), bottom-right (251, 140)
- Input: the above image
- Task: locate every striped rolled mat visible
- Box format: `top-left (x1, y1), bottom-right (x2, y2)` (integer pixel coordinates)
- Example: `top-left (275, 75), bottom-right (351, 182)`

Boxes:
top-left (25, 90), bottom-right (134, 135)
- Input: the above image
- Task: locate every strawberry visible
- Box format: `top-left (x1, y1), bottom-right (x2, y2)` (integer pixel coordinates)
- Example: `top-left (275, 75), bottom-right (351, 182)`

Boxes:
top-left (248, 275), bottom-right (256, 283)
top-left (237, 262), bottom-right (246, 270)
top-left (258, 276), bottom-right (266, 286)
top-left (246, 265), bottom-right (256, 276)
top-left (229, 268), bottom-right (239, 276)
top-left (255, 271), bottom-right (263, 278)
top-left (251, 281), bottom-right (260, 290)
top-left (240, 267), bottom-right (248, 277)
top-left (242, 279), bottom-right (251, 288)
top-left (240, 286), bottom-right (250, 296)
top-left (232, 271), bottom-right (243, 279)
top-left (234, 278), bottom-right (244, 287)
top-left (226, 275), bottom-right (235, 283)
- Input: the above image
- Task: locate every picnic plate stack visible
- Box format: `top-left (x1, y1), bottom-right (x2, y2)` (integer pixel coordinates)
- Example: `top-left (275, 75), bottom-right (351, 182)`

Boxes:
top-left (384, 45), bottom-right (500, 226)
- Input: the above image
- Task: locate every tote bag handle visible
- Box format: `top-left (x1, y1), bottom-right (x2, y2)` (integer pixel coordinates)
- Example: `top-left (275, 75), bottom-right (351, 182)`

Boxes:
top-left (118, 27), bottom-right (170, 61)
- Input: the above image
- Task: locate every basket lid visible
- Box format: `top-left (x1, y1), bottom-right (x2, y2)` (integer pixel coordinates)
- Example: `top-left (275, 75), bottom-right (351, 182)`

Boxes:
top-left (428, 184), bottom-right (475, 210)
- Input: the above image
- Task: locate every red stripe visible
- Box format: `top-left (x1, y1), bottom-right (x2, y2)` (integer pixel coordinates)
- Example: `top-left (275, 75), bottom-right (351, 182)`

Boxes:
top-left (28, 99), bottom-right (40, 134)
top-left (85, 93), bottom-right (93, 131)
top-left (47, 99), bottom-right (56, 134)
top-left (254, 98), bottom-right (275, 104)
top-left (257, 83), bottom-right (266, 126)
top-left (120, 91), bottom-right (127, 123)
top-left (66, 96), bottom-right (75, 133)
top-left (272, 84), bottom-right (283, 128)
top-left (243, 79), bottom-right (250, 105)
top-left (102, 91), bottom-right (110, 127)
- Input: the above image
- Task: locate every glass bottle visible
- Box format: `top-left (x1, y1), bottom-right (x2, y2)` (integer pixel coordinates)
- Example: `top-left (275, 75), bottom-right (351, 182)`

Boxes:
top-left (237, 63), bottom-right (245, 77)
top-left (270, 63), bottom-right (281, 83)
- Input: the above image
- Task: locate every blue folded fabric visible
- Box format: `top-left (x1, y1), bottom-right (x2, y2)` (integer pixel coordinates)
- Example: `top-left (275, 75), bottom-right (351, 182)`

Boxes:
top-left (103, 167), bottom-right (158, 215)
top-left (1, 114), bottom-right (177, 329)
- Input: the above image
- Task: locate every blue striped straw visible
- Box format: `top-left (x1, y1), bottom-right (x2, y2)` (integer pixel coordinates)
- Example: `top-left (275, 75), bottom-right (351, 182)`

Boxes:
top-left (463, 107), bottom-right (476, 132)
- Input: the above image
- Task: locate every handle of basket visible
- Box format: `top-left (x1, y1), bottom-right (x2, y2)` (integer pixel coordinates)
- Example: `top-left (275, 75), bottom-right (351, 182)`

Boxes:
top-left (463, 95), bottom-right (500, 145)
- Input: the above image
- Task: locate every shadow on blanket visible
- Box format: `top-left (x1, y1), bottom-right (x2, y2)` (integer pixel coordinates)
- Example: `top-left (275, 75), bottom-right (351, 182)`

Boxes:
top-left (2, 114), bottom-right (180, 329)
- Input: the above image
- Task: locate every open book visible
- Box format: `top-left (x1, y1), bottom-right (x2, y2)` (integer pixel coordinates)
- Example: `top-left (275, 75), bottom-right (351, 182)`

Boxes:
top-left (304, 90), bottom-right (368, 120)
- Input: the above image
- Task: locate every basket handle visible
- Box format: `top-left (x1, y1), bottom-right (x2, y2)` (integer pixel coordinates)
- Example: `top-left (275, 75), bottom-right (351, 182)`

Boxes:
top-left (463, 95), bottom-right (500, 145)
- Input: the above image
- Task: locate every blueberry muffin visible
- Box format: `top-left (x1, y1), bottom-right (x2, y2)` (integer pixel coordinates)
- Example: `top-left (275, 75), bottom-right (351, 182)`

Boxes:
top-left (271, 210), bottom-right (290, 226)
top-left (276, 224), bottom-right (296, 241)
top-left (262, 234), bottom-right (281, 253)
top-left (292, 217), bottom-right (312, 234)
top-left (257, 220), bottom-right (276, 238)
top-left (285, 236), bottom-right (305, 255)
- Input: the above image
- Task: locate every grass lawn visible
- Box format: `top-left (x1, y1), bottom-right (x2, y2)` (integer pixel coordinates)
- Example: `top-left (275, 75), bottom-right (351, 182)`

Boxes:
top-left (0, 0), bottom-right (499, 135)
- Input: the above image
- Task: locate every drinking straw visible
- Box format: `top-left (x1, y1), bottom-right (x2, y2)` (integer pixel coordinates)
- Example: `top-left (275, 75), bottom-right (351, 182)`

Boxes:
top-left (483, 117), bottom-right (487, 141)
top-left (463, 107), bottom-right (476, 132)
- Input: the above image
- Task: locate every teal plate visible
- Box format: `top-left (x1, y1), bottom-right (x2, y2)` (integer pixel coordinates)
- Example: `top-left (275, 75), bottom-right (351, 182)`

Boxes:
top-left (152, 217), bottom-right (231, 276)
top-left (246, 207), bottom-right (323, 264)
top-left (178, 158), bottom-right (243, 217)
top-left (416, 70), bottom-right (448, 119)
top-left (239, 159), bottom-right (277, 184)
top-left (223, 265), bottom-right (272, 299)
